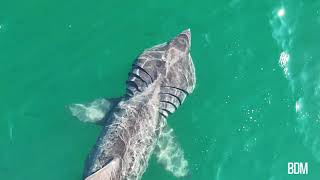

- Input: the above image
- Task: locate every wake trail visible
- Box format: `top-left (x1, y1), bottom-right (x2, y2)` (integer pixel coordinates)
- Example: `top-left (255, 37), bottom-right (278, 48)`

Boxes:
top-left (270, 0), bottom-right (320, 161)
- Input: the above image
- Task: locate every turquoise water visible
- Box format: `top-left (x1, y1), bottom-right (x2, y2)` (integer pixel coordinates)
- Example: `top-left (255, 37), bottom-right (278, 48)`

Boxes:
top-left (1, 0), bottom-right (320, 179)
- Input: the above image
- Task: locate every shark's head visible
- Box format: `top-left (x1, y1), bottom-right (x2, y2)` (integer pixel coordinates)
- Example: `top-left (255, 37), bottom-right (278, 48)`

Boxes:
top-left (126, 29), bottom-right (196, 97)
top-left (167, 29), bottom-right (191, 53)
top-left (162, 29), bottom-right (196, 94)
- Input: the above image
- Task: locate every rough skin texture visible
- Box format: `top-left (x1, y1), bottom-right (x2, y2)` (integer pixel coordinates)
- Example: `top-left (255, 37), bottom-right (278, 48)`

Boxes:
top-left (83, 29), bottom-right (196, 180)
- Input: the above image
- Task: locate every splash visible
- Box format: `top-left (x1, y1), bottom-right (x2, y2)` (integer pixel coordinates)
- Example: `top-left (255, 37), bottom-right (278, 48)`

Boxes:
top-left (295, 98), bottom-right (301, 113)
top-left (269, 1), bottom-right (299, 104)
top-left (279, 51), bottom-right (290, 78)
top-left (295, 71), bottom-right (320, 161)
top-left (69, 98), bottom-right (111, 123)
top-left (270, 1), bottom-right (320, 162)
top-left (277, 8), bottom-right (286, 17)
top-left (270, 4), bottom-right (295, 81)
top-left (270, 6), bottom-right (294, 50)
top-left (154, 123), bottom-right (189, 177)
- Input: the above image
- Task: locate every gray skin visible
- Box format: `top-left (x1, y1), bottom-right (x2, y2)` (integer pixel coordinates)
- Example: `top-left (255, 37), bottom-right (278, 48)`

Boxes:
top-left (83, 29), bottom-right (196, 180)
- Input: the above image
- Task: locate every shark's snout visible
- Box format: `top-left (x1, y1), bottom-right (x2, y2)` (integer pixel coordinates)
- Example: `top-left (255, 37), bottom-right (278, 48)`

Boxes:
top-left (170, 28), bottom-right (191, 52)
top-left (180, 28), bottom-right (191, 47)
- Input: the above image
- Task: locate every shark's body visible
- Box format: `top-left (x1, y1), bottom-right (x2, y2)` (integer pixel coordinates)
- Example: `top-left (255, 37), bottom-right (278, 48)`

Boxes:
top-left (71, 29), bottom-right (196, 180)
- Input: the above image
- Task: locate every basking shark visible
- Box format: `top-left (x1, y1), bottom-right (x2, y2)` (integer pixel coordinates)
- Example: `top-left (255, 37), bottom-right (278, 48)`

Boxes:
top-left (70, 29), bottom-right (196, 180)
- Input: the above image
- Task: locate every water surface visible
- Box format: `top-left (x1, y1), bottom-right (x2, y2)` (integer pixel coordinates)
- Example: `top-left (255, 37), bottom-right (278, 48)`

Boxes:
top-left (1, 0), bottom-right (320, 179)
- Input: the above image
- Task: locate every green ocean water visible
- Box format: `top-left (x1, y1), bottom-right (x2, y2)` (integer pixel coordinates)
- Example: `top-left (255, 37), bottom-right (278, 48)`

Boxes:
top-left (1, 0), bottom-right (320, 179)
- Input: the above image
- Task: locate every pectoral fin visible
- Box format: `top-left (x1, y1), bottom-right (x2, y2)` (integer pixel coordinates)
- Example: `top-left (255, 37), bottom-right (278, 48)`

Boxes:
top-left (154, 124), bottom-right (189, 177)
top-left (69, 98), bottom-right (120, 125)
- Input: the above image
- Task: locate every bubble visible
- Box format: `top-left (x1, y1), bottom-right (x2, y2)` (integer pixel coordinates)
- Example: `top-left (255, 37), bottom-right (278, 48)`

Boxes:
top-left (279, 51), bottom-right (290, 77)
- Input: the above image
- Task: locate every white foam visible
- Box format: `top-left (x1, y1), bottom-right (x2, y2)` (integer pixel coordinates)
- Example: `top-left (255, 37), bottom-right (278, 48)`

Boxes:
top-left (277, 8), bottom-right (285, 17)
top-left (269, 5), bottom-right (294, 50)
top-left (270, 0), bottom-right (320, 164)
top-left (279, 51), bottom-right (290, 78)
top-left (295, 99), bottom-right (302, 113)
